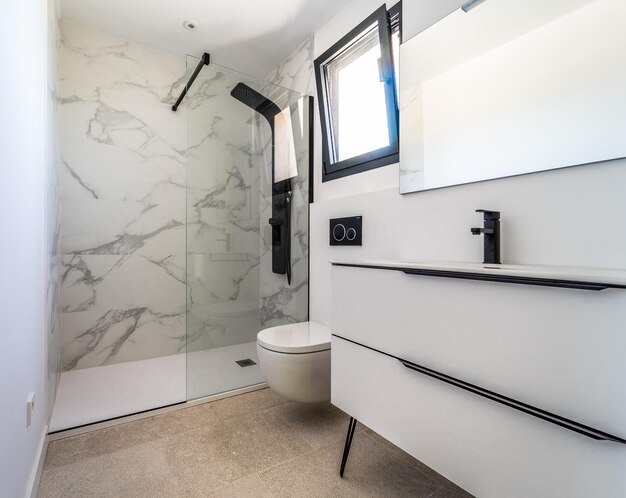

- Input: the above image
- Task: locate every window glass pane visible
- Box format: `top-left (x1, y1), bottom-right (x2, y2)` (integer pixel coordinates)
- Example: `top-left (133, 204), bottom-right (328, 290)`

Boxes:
top-left (324, 24), bottom-right (391, 162)
top-left (314, 4), bottom-right (400, 180)
top-left (391, 26), bottom-right (400, 100)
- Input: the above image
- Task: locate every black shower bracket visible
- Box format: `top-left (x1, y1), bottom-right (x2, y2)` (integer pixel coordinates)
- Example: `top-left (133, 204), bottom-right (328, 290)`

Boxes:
top-left (171, 52), bottom-right (210, 112)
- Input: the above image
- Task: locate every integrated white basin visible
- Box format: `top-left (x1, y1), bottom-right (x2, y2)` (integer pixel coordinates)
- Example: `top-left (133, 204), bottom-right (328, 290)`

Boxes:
top-left (331, 259), bottom-right (626, 288)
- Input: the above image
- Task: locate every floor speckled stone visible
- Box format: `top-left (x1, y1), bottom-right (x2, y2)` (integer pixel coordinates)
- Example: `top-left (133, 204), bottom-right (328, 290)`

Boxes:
top-left (38, 388), bottom-right (473, 497)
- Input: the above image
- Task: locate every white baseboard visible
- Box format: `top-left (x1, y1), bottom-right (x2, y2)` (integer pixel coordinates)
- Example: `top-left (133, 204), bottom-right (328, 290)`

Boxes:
top-left (25, 426), bottom-right (48, 498)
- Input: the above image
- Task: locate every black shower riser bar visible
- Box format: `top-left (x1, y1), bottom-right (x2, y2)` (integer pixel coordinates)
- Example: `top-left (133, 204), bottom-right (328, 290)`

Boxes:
top-left (170, 54), bottom-right (295, 284)
top-left (171, 52), bottom-right (210, 112)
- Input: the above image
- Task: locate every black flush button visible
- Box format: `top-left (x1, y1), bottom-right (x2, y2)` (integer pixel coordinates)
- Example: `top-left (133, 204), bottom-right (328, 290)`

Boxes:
top-left (330, 216), bottom-right (362, 246)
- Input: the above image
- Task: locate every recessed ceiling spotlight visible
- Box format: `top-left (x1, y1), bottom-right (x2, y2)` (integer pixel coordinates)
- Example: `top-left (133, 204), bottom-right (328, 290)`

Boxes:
top-left (183, 20), bottom-right (197, 31)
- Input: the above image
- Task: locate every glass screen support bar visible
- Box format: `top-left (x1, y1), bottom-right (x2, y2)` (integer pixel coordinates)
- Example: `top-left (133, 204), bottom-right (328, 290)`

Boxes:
top-left (171, 52), bottom-right (210, 112)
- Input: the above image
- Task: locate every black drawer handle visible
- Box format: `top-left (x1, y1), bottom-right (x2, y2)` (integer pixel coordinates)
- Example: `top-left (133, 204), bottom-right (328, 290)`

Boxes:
top-left (331, 262), bottom-right (626, 291)
top-left (399, 358), bottom-right (625, 444)
top-left (400, 268), bottom-right (612, 291)
top-left (332, 333), bottom-right (625, 444)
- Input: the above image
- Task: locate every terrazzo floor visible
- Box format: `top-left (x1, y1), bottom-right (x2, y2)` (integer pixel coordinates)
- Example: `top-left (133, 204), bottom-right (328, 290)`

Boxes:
top-left (39, 388), bottom-right (473, 497)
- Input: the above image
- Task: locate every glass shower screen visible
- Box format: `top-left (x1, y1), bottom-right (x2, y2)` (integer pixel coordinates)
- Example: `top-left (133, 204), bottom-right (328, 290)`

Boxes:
top-left (184, 57), bottom-right (310, 401)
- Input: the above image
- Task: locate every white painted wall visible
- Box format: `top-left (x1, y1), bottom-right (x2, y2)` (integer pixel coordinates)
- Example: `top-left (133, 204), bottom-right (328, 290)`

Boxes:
top-left (45, 0), bottom-right (63, 437)
top-left (309, 0), bottom-right (626, 320)
top-left (0, 0), bottom-right (60, 496)
top-left (403, 0), bottom-right (465, 40)
top-left (310, 0), bottom-right (465, 202)
top-left (310, 157), bottom-right (626, 325)
top-left (312, 0), bottom-right (402, 203)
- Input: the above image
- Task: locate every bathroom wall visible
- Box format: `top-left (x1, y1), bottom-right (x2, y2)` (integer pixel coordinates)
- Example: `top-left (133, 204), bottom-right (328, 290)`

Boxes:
top-left (263, 0), bottom-right (403, 321)
top-left (261, 37), bottom-right (315, 328)
top-left (0, 0), bottom-right (61, 495)
top-left (266, 37), bottom-right (315, 96)
top-left (184, 48), bottom-right (313, 355)
top-left (311, 0), bottom-right (403, 203)
top-left (402, 0), bottom-right (466, 40)
top-left (184, 63), bottom-right (264, 351)
top-left (59, 23), bottom-right (313, 368)
top-left (307, 0), bottom-right (469, 203)
top-left (58, 22), bottom-right (188, 370)
top-left (304, 0), bottom-right (626, 321)
top-left (46, 0), bottom-right (63, 429)
top-left (310, 159), bottom-right (626, 323)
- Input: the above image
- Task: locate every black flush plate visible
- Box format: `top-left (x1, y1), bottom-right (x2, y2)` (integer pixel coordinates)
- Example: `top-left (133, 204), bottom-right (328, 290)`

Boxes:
top-left (330, 216), bottom-right (362, 246)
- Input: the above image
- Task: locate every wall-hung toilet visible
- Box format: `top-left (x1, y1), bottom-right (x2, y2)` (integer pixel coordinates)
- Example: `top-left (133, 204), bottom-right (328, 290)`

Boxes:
top-left (257, 322), bottom-right (331, 403)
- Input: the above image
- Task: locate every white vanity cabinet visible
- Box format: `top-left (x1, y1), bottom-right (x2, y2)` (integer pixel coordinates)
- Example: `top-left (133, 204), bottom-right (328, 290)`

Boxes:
top-left (330, 261), bottom-right (626, 498)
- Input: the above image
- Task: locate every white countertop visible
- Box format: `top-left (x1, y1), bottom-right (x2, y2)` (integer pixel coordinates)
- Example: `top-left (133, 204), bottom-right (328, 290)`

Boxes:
top-left (330, 259), bottom-right (626, 287)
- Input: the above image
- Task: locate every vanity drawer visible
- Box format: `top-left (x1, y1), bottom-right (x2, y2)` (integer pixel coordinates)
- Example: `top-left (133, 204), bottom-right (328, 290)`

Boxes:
top-left (331, 336), bottom-right (626, 498)
top-left (331, 264), bottom-right (626, 431)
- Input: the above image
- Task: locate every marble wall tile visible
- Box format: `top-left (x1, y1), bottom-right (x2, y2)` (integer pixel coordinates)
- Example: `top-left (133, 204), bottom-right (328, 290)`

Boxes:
top-left (61, 254), bottom-right (186, 312)
top-left (59, 23), bottom-right (313, 373)
top-left (259, 37), bottom-right (315, 328)
top-left (59, 22), bottom-right (187, 369)
top-left (184, 64), bottom-right (264, 353)
top-left (60, 304), bottom-right (185, 370)
top-left (265, 37), bottom-right (316, 96)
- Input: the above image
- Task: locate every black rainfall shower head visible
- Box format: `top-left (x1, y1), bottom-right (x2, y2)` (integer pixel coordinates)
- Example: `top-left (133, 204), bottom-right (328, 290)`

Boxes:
top-left (230, 82), bottom-right (281, 124)
top-left (231, 83), bottom-right (263, 109)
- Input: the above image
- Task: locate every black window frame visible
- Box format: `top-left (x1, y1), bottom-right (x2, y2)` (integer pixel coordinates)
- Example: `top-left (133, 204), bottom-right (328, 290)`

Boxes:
top-left (314, 3), bottom-right (401, 182)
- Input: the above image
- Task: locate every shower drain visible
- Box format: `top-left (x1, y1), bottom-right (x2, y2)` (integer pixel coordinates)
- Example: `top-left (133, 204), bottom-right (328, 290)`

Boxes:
top-left (235, 359), bottom-right (257, 367)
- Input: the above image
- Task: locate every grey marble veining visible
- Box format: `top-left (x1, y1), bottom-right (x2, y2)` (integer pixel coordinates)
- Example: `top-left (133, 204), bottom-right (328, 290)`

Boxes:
top-left (265, 37), bottom-right (316, 95)
top-left (64, 307), bottom-right (149, 370)
top-left (62, 255), bottom-right (107, 312)
top-left (75, 220), bottom-right (183, 256)
top-left (258, 37), bottom-right (314, 328)
top-left (59, 23), bottom-right (312, 374)
top-left (184, 62), bottom-right (264, 357)
top-left (62, 159), bottom-right (98, 198)
top-left (148, 255), bottom-right (186, 286)
top-left (59, 22), bottom-right (187, 369)
top-left (62, 305), bottom-right (186, 370)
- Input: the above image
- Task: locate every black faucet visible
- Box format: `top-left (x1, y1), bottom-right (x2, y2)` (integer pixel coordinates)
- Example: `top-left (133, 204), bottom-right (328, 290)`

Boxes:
top-left (471, 209), bottom-right (501, 264)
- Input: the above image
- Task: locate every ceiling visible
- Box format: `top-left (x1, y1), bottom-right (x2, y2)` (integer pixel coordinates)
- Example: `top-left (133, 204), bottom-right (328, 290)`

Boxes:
top-left (61, 0), bottom-right (353, 78)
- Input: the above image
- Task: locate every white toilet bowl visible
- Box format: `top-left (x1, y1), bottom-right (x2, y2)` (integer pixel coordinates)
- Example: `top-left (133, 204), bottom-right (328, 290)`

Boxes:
top-left (257, 322), bottom-right (331, 403)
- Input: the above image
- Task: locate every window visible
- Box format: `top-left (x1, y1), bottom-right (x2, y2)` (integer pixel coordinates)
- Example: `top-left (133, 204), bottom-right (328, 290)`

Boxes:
top-left (315, 3), bottom-right (401, 182)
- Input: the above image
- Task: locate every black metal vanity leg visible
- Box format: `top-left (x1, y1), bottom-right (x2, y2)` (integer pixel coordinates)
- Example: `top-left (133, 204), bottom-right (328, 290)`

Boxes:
top-left (340, 417), bottom-right (357, 477)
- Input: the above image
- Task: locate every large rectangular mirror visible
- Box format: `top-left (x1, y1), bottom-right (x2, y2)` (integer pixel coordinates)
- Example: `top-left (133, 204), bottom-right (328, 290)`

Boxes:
top-left (399, 0), bottom-right (626, 194)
